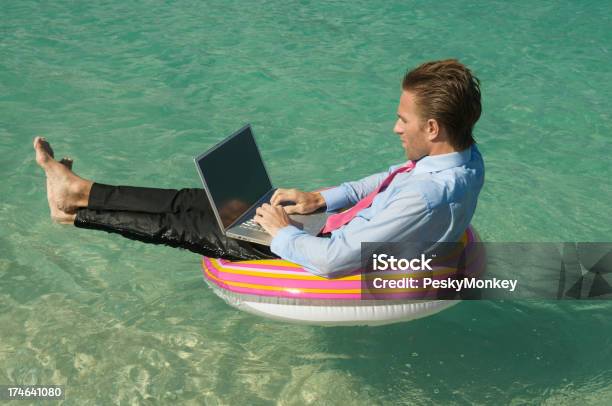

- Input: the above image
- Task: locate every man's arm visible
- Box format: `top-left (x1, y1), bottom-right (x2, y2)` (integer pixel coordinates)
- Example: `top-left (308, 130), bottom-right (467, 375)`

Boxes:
top-left (270, 164), bottom-right (401, 214)
top-left (324, 166), bottom-right (399, 210)
top-left (269, 189), bottom-right (433, 278)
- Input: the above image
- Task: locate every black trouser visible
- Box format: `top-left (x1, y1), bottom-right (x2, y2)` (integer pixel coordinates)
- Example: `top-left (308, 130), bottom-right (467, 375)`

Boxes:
top-left (74, 183), bottom-right (276, 261)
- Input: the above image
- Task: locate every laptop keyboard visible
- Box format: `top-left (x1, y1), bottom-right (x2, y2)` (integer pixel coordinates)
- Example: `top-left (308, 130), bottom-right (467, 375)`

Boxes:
top-left (239, 218), bottom-right (266, 233)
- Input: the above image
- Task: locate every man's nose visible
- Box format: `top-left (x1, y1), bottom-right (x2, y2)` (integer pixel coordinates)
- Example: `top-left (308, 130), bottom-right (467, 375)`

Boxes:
top-left (393, 119), bottom-right (403, 134)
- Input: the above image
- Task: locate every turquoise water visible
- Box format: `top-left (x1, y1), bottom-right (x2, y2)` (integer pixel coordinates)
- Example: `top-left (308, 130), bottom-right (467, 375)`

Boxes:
top-left (2, 0), bottom-right (611, 404)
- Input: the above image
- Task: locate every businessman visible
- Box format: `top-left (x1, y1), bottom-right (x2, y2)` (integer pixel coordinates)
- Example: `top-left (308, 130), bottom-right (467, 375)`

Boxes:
top-left (33, 59), bottom-right (484, 277)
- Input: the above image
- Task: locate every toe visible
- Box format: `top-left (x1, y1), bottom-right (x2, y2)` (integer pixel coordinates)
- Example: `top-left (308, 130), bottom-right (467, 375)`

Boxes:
top-left (34, 137), bottom-right (55, 161)
top-left (59, 157), bottom-right (74, 170)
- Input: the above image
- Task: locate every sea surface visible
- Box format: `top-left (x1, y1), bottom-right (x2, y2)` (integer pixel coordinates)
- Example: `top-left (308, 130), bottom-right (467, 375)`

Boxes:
top-left (1, 0), bottom-right (611, 404)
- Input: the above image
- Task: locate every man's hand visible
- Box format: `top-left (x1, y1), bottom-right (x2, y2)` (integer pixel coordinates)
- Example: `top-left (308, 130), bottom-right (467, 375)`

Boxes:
top-left (254, 203), bottom-right (291, 237)
top-left (270, 188), bottom-right (326, 215)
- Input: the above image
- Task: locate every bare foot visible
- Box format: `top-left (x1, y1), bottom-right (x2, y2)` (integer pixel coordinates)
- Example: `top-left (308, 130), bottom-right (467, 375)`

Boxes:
top-left (53, 158), bottom-right (77, 224)
top-left (33, 136), bottom-right (91, 223)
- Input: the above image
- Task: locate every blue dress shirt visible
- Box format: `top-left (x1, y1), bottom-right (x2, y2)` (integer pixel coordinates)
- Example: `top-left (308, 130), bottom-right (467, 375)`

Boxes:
top-left (270, 145), bottom-right (485, 278)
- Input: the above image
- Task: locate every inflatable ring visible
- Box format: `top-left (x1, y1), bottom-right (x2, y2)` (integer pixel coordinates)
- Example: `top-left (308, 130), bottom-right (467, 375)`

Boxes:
top-left (201, 226), bottom-right (485, 326)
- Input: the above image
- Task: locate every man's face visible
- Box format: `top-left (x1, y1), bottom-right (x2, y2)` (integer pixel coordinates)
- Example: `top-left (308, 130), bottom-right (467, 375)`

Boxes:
top-left (393, 90), bottom-right (431, 161)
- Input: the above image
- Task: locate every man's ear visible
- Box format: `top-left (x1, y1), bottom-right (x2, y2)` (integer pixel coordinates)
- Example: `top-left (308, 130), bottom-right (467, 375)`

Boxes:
top-left (426, 118), bottom-right (440, 141)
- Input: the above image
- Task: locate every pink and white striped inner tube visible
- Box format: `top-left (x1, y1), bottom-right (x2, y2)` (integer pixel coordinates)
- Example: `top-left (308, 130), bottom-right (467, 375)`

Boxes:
top-left (201, 225), bottom-right (485, 326)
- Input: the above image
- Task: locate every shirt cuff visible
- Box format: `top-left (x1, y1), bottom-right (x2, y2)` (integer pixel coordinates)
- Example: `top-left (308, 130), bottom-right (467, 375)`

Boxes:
top-left (320, 186), bottom-right (351, 212)
top-left (270, 225), bottom-right (305, 258)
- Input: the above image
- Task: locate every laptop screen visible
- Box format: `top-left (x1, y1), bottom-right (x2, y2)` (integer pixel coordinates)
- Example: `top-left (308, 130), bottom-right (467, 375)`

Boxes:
top-left (196, 125), bottom-right (273, 229)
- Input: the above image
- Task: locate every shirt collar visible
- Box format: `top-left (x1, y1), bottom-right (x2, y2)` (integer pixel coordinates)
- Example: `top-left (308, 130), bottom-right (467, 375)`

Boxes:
top-left (410, 146), bottom-right (473, 175)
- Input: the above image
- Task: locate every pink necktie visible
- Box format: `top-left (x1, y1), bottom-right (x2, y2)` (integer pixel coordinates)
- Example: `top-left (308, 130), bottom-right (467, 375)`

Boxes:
top-left (322, 161), bottom-right (416, 233)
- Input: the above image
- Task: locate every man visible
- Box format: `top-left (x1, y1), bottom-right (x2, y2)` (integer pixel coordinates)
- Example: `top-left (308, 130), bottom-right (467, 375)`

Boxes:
top-left (33, 59), bottom-right (484, 278)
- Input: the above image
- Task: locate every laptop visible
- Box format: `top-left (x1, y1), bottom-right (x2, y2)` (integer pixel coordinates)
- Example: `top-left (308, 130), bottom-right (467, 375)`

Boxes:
top-left (194, 124), bottom-right (330, 246)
